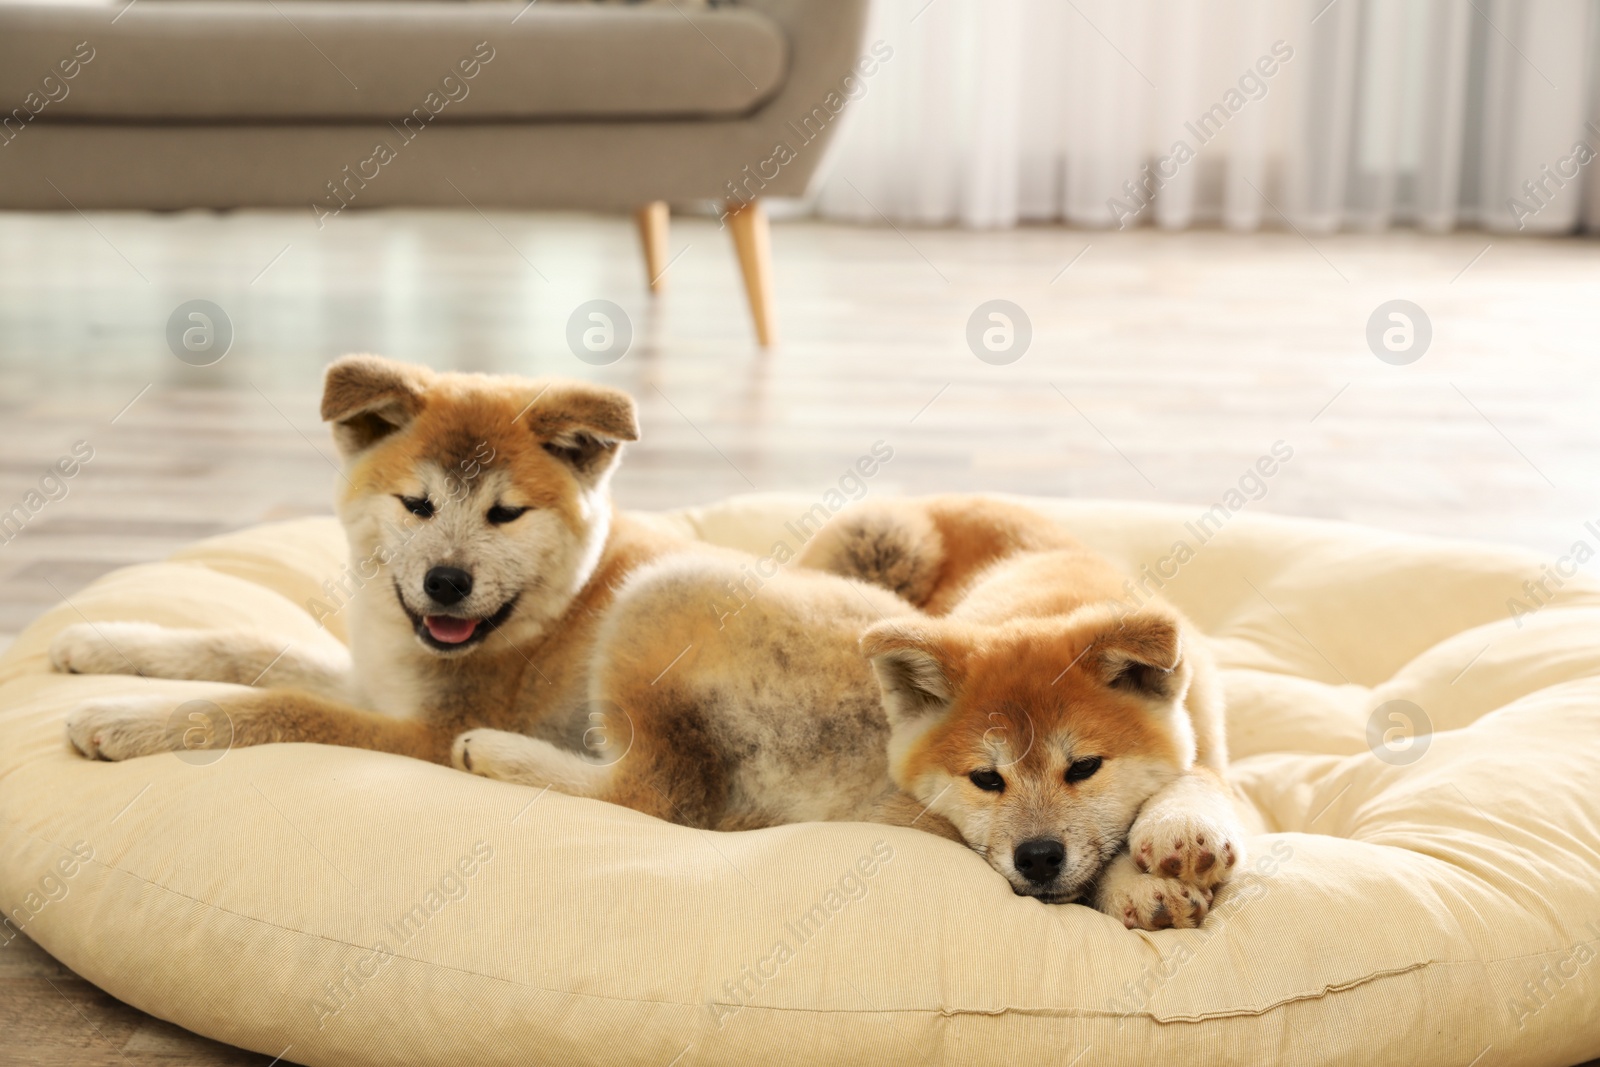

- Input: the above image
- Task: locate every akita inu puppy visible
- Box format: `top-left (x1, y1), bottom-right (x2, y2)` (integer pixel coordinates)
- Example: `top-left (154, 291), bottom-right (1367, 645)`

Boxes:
top-left (808, 498), bottom-right (1247, 927)
top-left (458, 498), bottom-right (1247, 928)
top-left (53, 353), bottom-right (688, 763)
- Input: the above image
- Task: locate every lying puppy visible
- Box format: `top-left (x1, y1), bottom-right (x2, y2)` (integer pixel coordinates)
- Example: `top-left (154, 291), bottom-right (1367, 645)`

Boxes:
top-left (458, 497), bottom-right (1246, 928)
top-left (53, 353), bottom-right (687, 763)
top-left (804, 498), bottom-right (1247, 927)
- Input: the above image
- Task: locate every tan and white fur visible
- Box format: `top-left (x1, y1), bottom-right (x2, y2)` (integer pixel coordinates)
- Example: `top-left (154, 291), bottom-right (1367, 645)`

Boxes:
top-left (459, 496), bottom-right (1248, 928)
top-left (52, 354), bottom-right (690, 765)
top-left (54, 357), bottom-right (1244, 928)
top-left (800, 498), bottom-right (1248, 926)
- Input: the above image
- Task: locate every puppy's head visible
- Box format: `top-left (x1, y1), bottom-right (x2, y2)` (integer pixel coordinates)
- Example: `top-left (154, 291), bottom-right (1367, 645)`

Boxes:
top-left (322, 353), bottom-right (638, 656)
top-left (862, 607), bottom-right (1196, 902)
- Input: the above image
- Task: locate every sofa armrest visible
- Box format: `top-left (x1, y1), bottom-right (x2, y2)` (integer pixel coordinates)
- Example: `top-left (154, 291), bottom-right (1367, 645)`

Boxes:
top-left (714, 0), bottom-right (875, 198)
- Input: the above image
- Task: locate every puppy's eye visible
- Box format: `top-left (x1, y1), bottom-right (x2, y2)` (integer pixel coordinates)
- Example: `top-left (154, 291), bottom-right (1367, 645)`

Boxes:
top-left (486, 504), bottom-right (528, 525)
top-left (398, 496), bottom-right (434, 519)
top-left (968, 769), bottom-right (1005, 793)
top-left (1065, 756), bottom-right (1103, 784)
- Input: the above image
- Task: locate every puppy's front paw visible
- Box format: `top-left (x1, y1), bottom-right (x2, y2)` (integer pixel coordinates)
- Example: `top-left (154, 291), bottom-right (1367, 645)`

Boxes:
top-left (452, 728), bottom-right (525, 778)
top-left (65, 695), bottom-right (179, 761)
top-left (1094, 852), bottom-right (1212, 930)
top-left (1128, 804), bottom-right (1242, 893)
top-left (1106, 873), bottom-right (1212, 930)
top-left (453, 728), bottom-right (602, 792)
top-left (50, 621), bottom-right (164, 677)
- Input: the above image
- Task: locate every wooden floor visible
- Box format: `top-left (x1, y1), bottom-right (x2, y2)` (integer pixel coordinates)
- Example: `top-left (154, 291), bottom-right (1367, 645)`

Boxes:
top-left (2, 209), bottom-right (1599, 1065)
top-left (1, 932), bottom-right (275, 1066)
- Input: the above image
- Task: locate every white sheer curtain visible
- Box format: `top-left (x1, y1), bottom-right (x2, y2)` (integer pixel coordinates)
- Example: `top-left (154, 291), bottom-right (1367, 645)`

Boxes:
top-left (812, 0), bottom-right (1600, 233)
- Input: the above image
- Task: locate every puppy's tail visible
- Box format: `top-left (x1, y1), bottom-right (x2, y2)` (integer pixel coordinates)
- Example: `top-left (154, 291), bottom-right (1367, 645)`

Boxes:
top-left (795, 501), bottom-right (944, 607)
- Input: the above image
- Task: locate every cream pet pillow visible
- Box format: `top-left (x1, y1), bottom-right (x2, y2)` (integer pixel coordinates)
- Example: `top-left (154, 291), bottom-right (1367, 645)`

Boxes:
top-left (2, 494), bottom-right (1598, 1066)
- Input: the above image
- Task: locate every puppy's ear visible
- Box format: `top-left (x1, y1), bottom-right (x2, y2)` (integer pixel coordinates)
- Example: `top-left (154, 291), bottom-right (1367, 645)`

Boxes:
top-left (1092, 610), bottom-right (1184, 702)
top-left (861, 621), bottom-right (961, 727)
top-left (521, 381), bottom-right (639, 485)
top-left (321, 354), bottom-right (430, 458)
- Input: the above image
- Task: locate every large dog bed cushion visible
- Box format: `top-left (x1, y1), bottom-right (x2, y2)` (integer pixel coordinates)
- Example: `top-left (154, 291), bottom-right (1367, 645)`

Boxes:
top-left (3, 494), bottom-right (1598, 1066)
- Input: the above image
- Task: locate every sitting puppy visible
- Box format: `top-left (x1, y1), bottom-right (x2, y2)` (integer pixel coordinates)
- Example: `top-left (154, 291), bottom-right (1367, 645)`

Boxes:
top-left (53, 353), bottom-right (689, 764)
top-left (458, 497), bottom-right (1246, 928)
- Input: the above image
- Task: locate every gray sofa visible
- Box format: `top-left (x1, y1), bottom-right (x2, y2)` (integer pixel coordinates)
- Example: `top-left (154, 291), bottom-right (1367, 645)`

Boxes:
top-left (0, 0), bottom-right (874, 344)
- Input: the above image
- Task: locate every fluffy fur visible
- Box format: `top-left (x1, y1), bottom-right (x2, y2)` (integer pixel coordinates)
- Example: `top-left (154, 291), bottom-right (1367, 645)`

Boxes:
top-left (53, 354), bottom-right (687, 764)
top-left (53, 358), bottom-right (1244, 928)
top-left (806, 502), bottom-right (1241, 927)
top-left (457, 496), bottom-right (1247, 928)
top-left (811, 497), bottom-right (1247, 927)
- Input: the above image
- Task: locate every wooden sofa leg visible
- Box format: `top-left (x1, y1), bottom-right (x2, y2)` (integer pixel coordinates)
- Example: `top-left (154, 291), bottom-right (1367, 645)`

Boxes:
top-left (635, 201), bottom-right (670, 292)
top-left (725, 199), bottom-right (776, 348)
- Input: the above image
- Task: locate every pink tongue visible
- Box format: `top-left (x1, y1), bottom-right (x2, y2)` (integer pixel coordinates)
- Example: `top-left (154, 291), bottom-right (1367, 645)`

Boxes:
top-left (425, 616), bottom-right (480, 644)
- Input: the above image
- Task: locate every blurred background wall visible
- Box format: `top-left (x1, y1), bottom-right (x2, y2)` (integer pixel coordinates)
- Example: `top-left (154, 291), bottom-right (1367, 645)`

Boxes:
top-left (811, 0), bottom-right (1600, 233)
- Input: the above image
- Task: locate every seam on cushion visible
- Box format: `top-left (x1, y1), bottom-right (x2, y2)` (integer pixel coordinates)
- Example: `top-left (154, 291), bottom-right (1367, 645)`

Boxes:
top-left (7, 825), bottom-right (1576, 1024)
top-left (890, 962), bottom-right (1435, 1024)
top-left (1140, 962), bottom-right (1432, 1023)
top-left (2, 827), bottom-right (681, 1012)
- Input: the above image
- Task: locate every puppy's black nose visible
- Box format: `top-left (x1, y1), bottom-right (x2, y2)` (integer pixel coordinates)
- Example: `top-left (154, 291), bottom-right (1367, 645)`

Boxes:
top-left (423, 566), bottom-right (473, 607)
top-left (1014, 838), bottom-right (1065, 885)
